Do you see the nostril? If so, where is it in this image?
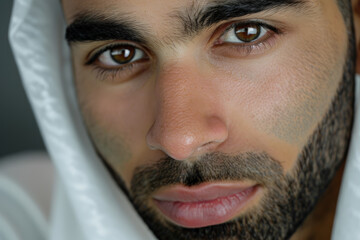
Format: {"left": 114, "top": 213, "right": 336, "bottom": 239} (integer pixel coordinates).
{"left": 148, "top": 144, "right": 157, "bottom": 150}
{"left": 146, "top": 118, "right": 228, "bottom": 160}
{"left": 195, "top": 140, "right": 222, "bottom": 153}
{"left": 146, "top": 131, "right": 199, "bottom": 160}
{"left": 146, "top": 130, "right": 160, "bottom": 151}
{"left": 146, "top": 111, "right": 228, "bottom": 160}
{"left": 200, "top": 141, "right": 216, "bottom": 149}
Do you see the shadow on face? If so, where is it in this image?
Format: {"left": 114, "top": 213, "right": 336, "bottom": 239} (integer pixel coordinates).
{"left": 62, "top": 0, "right": 358, "bottom": 239}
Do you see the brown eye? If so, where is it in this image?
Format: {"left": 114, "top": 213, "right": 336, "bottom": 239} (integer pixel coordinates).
{"left": 235, "top": 24, "right": 261, "bottom": 43}
{"left": 97, "top": 44, "right": 147, "bottom": 67}
{"left": 111, "top": 46, "right": 136, "bottom": 64}
{"left": 219, "top": 22, "right": 268, "bottom": 45}
{"left": 215, "top": 21, "right": 277, "bottom": 57}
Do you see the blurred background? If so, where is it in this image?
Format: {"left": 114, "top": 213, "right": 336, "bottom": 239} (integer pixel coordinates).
{"left": 0, "top": 0, "right": 45, "bottom": 158}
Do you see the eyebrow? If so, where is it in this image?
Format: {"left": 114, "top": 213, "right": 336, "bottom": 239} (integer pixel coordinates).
{"left": 66, "top": 13, "right": 148, "bottom": 44}
{"left": 65, "top": 0, "right": 307, "bottom": 44}
{"left": 179, "top": 0, "right": 306, "bottom": 35}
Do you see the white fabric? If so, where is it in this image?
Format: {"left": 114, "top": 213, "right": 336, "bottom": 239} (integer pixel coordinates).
{"left": 0, "top": 176, "right": 47, "bottom": 240}
{"left": 0, "top": 152, "right": 54, "bottom": 220}
{"left": 8, "top": 0, "right": 155, "bottom": 239}
{"left": 50, "top": 179, "right": 85, "bottom": 240}
{"left": 6, "top": 0, "right": 360, "bottom": 239}
{"left": 332, "top": 75, "right": 360, "bottom": 239}
{"left": 0, "top": 152, "right": 53, "bottom": 240}
{"left": 0, "top": 152, "right": 54, "bottom": 240}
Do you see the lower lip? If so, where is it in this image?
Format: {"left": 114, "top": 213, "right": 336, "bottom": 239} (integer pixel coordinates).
{"left": 153, "top": 185, "right": 258, "bottom": 228}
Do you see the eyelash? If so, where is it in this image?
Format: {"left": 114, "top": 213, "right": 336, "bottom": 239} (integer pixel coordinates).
{"left": 86, "top": 43, "right": 149, "bottom": 82}
{"left": 92, "top": 63, "right": 136, "bottom": 81}
{"left": 87, "top": 20, "right": 282, "bottom": 82}
{"left": 213, "top": 20, "right": 281, "bottom": 57}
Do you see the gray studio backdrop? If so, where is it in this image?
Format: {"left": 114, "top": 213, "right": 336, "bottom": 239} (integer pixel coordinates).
{"left": 0, "top": 0, "right": 45, "bottom": 158}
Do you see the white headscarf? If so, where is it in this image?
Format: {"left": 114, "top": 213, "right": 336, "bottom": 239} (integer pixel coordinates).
{"left": 9, "top": 0, "right": 155, "bottom": 239}
{"left": 8, "top": 0, "right": 360, "bottom": 239}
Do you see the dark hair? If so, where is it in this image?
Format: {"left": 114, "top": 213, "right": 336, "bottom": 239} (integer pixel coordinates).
{"left": 337, "top": 0, "right": 353, "bottom": 26}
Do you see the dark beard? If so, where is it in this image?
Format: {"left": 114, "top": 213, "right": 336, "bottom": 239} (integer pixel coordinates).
{"left": 103, "top": 24, "right": 356, "bottom": 240}
{"left": 104, "top": 70, "right": 354, "bottom": 240}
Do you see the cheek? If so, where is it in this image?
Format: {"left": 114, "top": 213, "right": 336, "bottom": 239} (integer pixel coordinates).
{"left": 270, "top": 25, "right": 346, "bottom": 145}
{"left": 209, "top": 14, "right": 347, "bottom": 172}
{"left": 74, "top": 71, "right": 159, "bottom": 184}
{"left": 220, "top": 23, "right": 346, "bottom": 150}
{"left": 266, "top": 40, "right": 344, "bottom": 145}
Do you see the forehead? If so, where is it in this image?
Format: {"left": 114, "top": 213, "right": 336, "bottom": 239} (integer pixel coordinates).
{"left": 62, "top": 0, "right": 320, "bottom": 28}
{"left": 62, "top": 0, "right": 329, "bottom": 21}
{"left": 63, "top": 0, "right": 183, "bottom": 21}
{"left": 63, "top": 0, "right": 328, "bottom": 48}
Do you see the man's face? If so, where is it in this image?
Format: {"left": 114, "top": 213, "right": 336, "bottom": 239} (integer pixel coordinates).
{"left": 63, "top": 0, "right": 355, "bottom": 239}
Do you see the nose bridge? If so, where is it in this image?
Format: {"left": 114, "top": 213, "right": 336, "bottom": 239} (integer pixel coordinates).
{"left": 158, "top": 62, "right": 202, "bottom": 120}
{"left": 146, "top": 61, "right": 228, "bottom": 160}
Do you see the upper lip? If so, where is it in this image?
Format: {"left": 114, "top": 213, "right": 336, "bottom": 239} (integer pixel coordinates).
{"left": 152, "top": 182, "right": 257, "bottom": 203}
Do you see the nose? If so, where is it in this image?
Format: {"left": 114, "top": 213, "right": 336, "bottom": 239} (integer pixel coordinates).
{"left": 146, "top": 62, "right": 229, "bottom": 160}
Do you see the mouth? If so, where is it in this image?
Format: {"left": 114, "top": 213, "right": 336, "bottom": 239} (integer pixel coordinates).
{"left": 152, "top": 182, "right": 260, "bottom": 228}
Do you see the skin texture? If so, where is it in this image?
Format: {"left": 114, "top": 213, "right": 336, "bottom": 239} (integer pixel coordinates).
{"left": 62, "top": 0, "right": 360, "bottom": 239}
